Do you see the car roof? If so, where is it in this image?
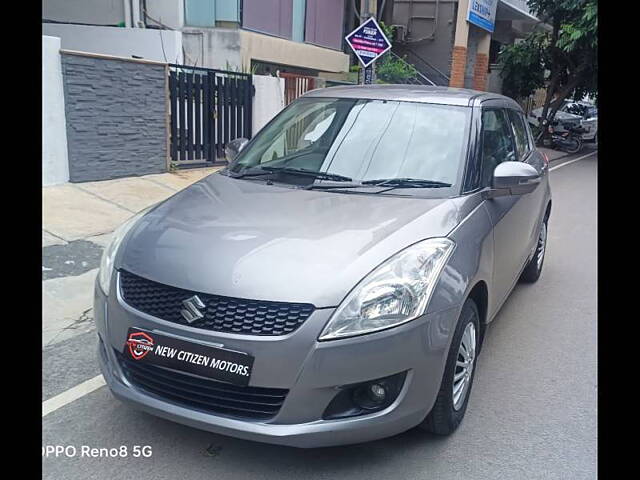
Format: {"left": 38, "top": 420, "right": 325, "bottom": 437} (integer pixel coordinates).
{"left": 302, "top": 84, "right": 522, "bottom": 109}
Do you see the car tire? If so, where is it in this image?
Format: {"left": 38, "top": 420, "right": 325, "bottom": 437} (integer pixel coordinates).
{"left": 419, "top": 298, "right": 480, "bottom": 435}
{"left": 520, "top": 219, "right": 548, "bottom": 283}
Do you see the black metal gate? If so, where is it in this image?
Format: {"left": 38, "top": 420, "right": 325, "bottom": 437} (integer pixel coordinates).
{"left": 168, "top": 64, "right": 253, "bottom": 166}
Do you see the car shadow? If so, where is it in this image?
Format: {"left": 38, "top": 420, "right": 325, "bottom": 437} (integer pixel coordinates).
{"left": 130, "top": 406, "right": 454, "bottom": 473}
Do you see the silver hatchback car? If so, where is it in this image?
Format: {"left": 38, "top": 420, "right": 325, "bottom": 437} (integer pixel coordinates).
{"left": 95, "top": 86, "right": 551, "bottom": 448}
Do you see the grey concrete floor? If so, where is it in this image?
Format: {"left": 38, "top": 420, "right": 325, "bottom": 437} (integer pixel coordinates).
{"left": 42, "top": 167, "right": 219, "bottom": 347}
{"left": 42, "top": 151, "right": 597, "bottom": 479}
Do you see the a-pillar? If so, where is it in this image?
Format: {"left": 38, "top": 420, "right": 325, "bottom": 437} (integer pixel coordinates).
{"left": 473, "top": 32, "right": 491, "bottom": 91}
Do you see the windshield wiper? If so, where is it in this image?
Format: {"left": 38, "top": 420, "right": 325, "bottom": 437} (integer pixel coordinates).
{"left": 361, "top": 177, "right": 452, "bottom": 188}
{"left": 258, "top": 166, "right": 352, "bottom": 182}
{"left": 305, "top": 183, "right": 372, "bottom": 190}
{"left": 227, "top": 168, "right": 274, "bottom": 179}
{"left": 228, "top": 166, "right": 352, "bottom": 182}
{"left": 307, "top": 177, "right": 452, "bottom": 193}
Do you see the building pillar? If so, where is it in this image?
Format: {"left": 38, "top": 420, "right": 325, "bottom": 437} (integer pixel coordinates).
{"left": 450, "top": 0, "right": 470, "bottom": 88}
{"left": 473, "top": 32, "right": 491, "bottom": 91}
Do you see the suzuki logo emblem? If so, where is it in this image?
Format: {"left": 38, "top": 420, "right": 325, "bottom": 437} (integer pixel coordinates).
{"left": 180, "top": 295, "right": 205, "bottom": 323}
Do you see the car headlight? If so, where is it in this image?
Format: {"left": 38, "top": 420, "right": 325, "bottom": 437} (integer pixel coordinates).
{"left": 97, "top": 207, "right": 152, "bottom": 295}
{"left": 319, "top": 238, "right": 455, "bottom": 341}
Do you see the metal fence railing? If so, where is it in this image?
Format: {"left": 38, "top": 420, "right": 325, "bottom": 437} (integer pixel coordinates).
{"left": 279, "top": 72, "right": 317, "bottom": 105}
{"left": 168, "top": 64, "right": 253, "bottom": 166}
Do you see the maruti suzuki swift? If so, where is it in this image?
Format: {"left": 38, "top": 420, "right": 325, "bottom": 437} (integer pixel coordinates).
{"left": 95, "top": 86, "right": 551, "bottom": 447}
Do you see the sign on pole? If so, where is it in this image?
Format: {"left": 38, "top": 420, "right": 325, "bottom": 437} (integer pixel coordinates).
{"left": 345, "top": 16, "right": 392, "bottom": 75}
{"left": 466, "top": 0, "right": 498, "bottom": 33}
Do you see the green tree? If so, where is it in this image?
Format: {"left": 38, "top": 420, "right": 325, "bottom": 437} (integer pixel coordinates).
{"left": 376, "top": 22, "right": 419, "bottom": 84}
{"left": 498, "top": 0, "right": 598, "bottom": 141}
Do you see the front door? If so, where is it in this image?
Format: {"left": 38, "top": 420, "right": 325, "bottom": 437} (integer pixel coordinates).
{"left": 480, "top": 108, "right": 538, "bottom": 313}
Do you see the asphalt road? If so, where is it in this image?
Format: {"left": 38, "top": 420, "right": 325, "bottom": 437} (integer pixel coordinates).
{"left": 42, "top": 151, "right": 597, "bottom": 480}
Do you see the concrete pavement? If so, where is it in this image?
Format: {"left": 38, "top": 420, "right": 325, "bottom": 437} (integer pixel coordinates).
{"left": 537, "top": 146, "right": 570, "bottom": 162}
{"left": 42, "top": 150, "right": 597, "bottom": 479}
{"left": 42, "top": 167, "right": 219, "bottom": 347}
{"left": 43, "top": 167, "right": 219, "bottom": 243}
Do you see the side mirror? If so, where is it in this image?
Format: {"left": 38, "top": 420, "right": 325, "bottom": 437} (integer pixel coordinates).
{"left": 224, "top": 138, "right": 249, "bottom": 163}
{"left": 486, "top": 161, "right": 541, "bottom": 198}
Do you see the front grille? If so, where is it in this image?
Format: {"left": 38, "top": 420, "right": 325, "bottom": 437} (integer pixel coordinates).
{"left": 117, "top": 351, "right": 288, "bottom": 420}
{"left": 119, "top": 270, "right": 315, "bottom": 336}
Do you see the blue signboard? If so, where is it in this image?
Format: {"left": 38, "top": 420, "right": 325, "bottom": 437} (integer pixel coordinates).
{"left": 467, "top": 0, "right": 498, "bottom": 33}
{"left": 345, "top": 17, "right": 392, "bottom": 68}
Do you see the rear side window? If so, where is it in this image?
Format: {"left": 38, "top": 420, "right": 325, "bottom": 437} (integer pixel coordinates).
{"left": 507, "top": 109, "right": 530, "bottom": 159}
{"left": 480, "top": 109, "right": 516, "bottom": 187}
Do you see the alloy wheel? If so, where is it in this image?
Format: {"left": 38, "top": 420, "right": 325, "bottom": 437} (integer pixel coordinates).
{"left": 453, "top": 322, "right": 476, "bottom": 411}
{"left": 536, "top": 222, "right": 547, "bottom": 271}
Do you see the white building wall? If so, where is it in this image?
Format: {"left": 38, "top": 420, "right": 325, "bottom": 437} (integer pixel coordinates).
{"left": 182, "top": 28, "right": 242, "bottom": 70}
{"left": 252, "top": 75, "right": 285, "bottom": 136}
{"left": 42, "top": 36, "right": 69, "bottom": 186}
{"left": 145, "top": 0, "right": 185, "bottom": 30}
{"left": 42, "top": 24, "right": 183, "bottom": 64}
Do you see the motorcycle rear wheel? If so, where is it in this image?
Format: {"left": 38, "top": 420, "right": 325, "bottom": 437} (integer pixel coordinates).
{"left": 561, "top": 136, "right": 582, "bottom": 154}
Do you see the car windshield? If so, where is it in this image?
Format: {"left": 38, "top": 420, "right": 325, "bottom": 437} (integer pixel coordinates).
{"left": 228, "top": 98, "right": 471, "bottom": 195}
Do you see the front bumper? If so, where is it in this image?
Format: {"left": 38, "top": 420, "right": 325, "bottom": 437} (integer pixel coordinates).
{"left": 95, "top": 274, "right": 461, "bottom": 448}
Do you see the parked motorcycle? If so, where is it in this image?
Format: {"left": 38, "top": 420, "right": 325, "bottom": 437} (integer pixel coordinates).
{"left": 544, "top": 120, "right": 585, "bottom": 154}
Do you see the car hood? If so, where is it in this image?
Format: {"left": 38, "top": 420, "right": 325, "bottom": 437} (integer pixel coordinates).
{"left": 118, "top": 173, "right": 466, "bottom": 307}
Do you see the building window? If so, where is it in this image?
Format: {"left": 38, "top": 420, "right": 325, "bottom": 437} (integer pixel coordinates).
{"left": 489, "top": 39, "right": 501, "bottom": 65}
{"left": 243, "top": 0, "right": 293, "bottom": 39}
{"left": 185, "top": 0, "right": 240, "bottom": 27}
{"left": 292, "top": 0, "right": 306, "bottom": 42}
{"left": 242, "top": 0, "right": 345, "bottom": 49}
{"left": 305, "top": 0, "right": 345, "bottom": 50}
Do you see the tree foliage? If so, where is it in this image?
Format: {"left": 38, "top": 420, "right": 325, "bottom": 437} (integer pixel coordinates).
{"left": 499, "top": 32, "right": 548, "bottom": 100}
{"left": 375, "top": 22, "right": 419, "bottom": 84}
{"left": 498, "top": 0, "right": 598, "bottom": 140}
{"left": 349, "top": 22, "right": 418, "bottom": 84}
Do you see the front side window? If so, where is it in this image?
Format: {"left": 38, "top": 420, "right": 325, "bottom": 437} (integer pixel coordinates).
{"left": 230, "top": 98, "right": 472, "bottom": 195}
{"left": 480, "top": 109, "right": 516, "bottom": 186}
{"left": 507, "top": 109, "right": 530, "bottom": 160}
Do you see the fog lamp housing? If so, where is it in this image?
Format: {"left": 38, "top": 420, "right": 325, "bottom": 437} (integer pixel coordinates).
{"left": 322, "top": 371, "right": 407, "bottom": 420}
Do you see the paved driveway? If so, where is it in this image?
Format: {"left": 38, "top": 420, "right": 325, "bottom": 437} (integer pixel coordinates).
{"left": 42, "top": 167, "right": 219, "bottom": 347}
{"left": 42, "top": 151, "right": 597, "bottom": 479}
